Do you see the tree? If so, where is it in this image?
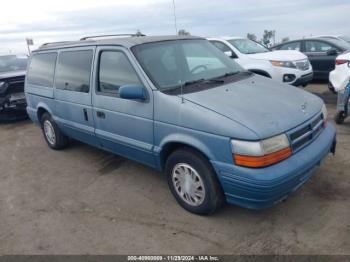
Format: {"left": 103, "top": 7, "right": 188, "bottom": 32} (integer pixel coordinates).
{"left": 281, "top": 37, "right": 290, "bottom": 43}
{"left": 262, "top": 30, "right": 275, "bottom": 46}
{"left": 247, "top": 33, "right": 257, "bottom": 41}
{"left": 178, "top": 29, "right": 191, "bottom": 36}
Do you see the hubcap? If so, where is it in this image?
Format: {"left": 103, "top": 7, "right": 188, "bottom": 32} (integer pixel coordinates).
{"left": 43, "top": 120, "right": 56, "bottom": 145}
{"left": 172, "top": 163, "right": 205, "bottom": 206}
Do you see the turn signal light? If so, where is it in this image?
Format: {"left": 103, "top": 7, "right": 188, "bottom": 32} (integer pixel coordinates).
{"left": 234, "top": 147, "right": 292, "bottom": 168}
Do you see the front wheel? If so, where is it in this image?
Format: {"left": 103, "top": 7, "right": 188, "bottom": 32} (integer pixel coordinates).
{"left": 41, "top": 113, "right": 69, "bottom": 150}
{"left": 165, "top": 148, "right": 224, "bottom": 215}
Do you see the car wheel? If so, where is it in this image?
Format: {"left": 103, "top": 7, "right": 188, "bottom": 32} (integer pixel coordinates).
{"left": 41, "top": 112, "right": 69, "bottom": 149}
{"left": 334, "top": 111, "right": 346, "bottom": 124}
{"left": 165, "top": 148, "right": 224, "bottom": 215}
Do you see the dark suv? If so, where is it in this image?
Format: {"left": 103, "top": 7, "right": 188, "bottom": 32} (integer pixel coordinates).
{"left": 273, "top": 37, "right": 350, "bottom": 80}
{"left": 0, "top": 54, "right": 28, "bottom": 120}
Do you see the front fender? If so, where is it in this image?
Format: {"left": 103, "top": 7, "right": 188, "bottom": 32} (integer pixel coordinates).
{"left": 154, "top": 122, "right": 233, "bottom": 168}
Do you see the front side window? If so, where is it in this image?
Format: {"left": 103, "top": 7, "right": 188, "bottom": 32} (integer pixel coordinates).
{"left": 55, "top": 50, "right": 93, "bottom": 93}
{"left": 305, "top": 41, "right": 333, "bottom": 53}
{"left": 132, "top": 39, "right": 242, "bottom": 91}
{"left": 279, "top": 41, "right": 301, "bottom": 51}
{"left": 0, "top": 55, "right": 28, "bottom": 73}
{"left": 210, "top": 41, "right": 231, "bottom": 53}
{"left": 228, "top": 39, "right": 269, "bottom": 54}
{"left": 27, "top": 53, "right": 56, "bottom": 87}
{"left": 98, "top": 51, "right": 141, "bottom": 95}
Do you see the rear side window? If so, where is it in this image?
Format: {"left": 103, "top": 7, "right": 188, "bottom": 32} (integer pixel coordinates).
{"left": 305, "top": 41, "right": 333, "bottom": 53}
{"left": 27, "top": 53, "right": 57, "bottom": 87}
{"left": 278, "top": 41, "right": 301, "bottom": 51}
{"left": 55, "top": 50, "right": 93, "bottom": 93}
{"left": 98, "top": 51, "right": 141, "bottom": 95}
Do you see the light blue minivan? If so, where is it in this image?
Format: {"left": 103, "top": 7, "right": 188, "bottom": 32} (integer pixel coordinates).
{"left": 25, "top": 35, "right": 336, "bottom": 215}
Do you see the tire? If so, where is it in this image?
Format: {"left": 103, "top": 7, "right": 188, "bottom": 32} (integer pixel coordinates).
{"left": 40, "top": 112, "right": 69, "bottom": 150}
{"left": 165, "top": 148, "right": 224, "bottom": 215}
{"left": 334, "top": 111, "right": 346, "bottom": 124}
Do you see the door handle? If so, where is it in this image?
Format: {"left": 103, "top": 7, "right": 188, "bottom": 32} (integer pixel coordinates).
{"left": 96, "top": 111, "right": 106, "bottom": 119}
{"left": 83, "top": 108, "right": 88, "bottom": 121}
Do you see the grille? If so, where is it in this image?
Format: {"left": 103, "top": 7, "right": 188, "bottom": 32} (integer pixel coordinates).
{"left": 3, "top": 76, "right": 25, "bottom": 95}
{"left": 295, "top": 60, "right": 310, "bottom": 71}
{"left": 289, "top": 114, "right": 324, "bottom": 151}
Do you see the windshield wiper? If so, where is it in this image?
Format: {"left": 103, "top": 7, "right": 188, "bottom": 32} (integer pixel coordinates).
{"left": 210, "top": 71, "right": 240, "bottom": 80}
{"left": 183, "top": 78, "right": 224, "bottom": 86}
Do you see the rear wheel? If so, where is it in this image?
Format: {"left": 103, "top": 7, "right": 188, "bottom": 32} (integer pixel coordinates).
{"left": 165, "top": 148, "right": 224, "bottom": 215}
{"left": 41, "top": 113, "right": 69, "bottom": 149}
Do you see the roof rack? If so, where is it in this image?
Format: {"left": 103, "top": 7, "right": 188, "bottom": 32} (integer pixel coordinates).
{"left": 40, "top": 41, "right": 78, "bottom": 47}
{"left": 80, "top": 33, "right": 145, "bottom": 41}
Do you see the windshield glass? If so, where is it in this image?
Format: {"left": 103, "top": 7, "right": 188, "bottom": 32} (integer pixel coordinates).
{"left": 0, "top": 55, "right": 28, "bottom": 73}
{"left": 339, "top": 35, "right": 350, "bottom": 44}
{"left": 228, "top": 38, "right": 270, "bottom": 54}
{"left": 326, "top": 38, "right": 350, "bottom": 51}
{"left": 132, "top": 39, "right": 242, "bottom": 91}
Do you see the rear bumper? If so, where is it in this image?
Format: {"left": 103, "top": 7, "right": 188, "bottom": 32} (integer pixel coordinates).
{"left": 292, "top": 73, "right": 314, "bottom": 86}
{"left": 211, "top": 123, "right": 336, "bottom": 209}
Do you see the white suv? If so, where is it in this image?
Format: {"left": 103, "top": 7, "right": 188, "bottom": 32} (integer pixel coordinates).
{"left": 208, "top": 37, "right": 313, "bottom": 86}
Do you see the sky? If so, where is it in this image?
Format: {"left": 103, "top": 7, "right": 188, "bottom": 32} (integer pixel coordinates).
{"left": 1, "top": 0, "right": 349, "bottom": 53}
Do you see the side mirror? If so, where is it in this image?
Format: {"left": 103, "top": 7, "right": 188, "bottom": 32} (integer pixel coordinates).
{"left": 224, "top": 51, "right": 237, "bottom": 58}
{"left": 119, "top": 85, "right": 146, "bottom": 100}
{"left": 326, "top": 49, "right": 338, "bottom": 56}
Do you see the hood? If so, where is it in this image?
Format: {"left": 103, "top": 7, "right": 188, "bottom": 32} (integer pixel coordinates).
{"left": 0, "top": 70, "right": 26, "bottom": 80}
{"left": 183, "top": 74, "right": 323, "bottom": 139}
{"left": 247, "top": 50, "right": 307, "bottom": 61}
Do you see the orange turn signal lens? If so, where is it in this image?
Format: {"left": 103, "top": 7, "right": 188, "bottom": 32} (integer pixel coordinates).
{"left": 234, "top": 147, "right": 292, "bottom": 168}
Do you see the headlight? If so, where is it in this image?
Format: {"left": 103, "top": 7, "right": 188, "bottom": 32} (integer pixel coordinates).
{"left": 231, "top": 134, "right": 292, "bottom": 168}
{"left": 270, "top": 60, "right": 296, "bottom": 69}
{"left": 0, "top": 81, "right": 9, "bottom": 94}
{"left": 322, "top": 104, "right": 328, "bottom": 121}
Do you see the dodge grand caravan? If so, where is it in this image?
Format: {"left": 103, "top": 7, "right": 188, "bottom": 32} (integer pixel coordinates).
{"left": 25, "top": 35, "right": 336, "bottom": 215}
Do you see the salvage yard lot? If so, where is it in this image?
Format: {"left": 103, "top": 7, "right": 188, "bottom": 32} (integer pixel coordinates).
{"left": 0, "top": 83, "right": 349, "bottom": 255}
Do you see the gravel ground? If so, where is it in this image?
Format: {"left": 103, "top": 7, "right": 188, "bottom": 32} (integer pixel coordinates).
{"left": 0, "top": 83, "right": 349, "bottom": 255}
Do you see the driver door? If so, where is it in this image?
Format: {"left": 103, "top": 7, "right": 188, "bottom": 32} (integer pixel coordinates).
{"left": 92, "top": 46, "right": 156, "bottom": 168}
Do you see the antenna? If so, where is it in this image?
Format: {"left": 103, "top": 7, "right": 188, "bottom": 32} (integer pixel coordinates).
{"left": 171, "top": 0, "right": 183, "bottom": 103}
{"left": 172, "top": 0, "right": 178, "bottom": 35}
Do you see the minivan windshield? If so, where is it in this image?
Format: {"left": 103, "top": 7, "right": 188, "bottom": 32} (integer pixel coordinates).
{"left": 132, "top": 39, "right": 242, "bottom": 91}
{"left": 228, "top": 38, "right": 270, "bottom": 54}
{"left": 0, "top": 55, "right": 28, "bottom": 73}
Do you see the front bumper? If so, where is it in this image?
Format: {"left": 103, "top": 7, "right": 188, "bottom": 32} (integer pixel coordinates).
{"left": 211, "top": 123, "right": 336, "bottom": 210}
{"left": 269, "top": 65, "right": 313, "bottom": 86}
{"left": 0, "top": 94, "right": 28, "bottom": 121}
{"left": 292, "top": 72, "right": 314, "bottom": 87}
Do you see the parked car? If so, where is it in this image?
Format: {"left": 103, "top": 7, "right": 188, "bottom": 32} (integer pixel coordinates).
{"left": 312, "top": 35, "right": 350, "bottom": 44}
{"left": 328, "top": 51, "right": 350, "bottom": 93}
{"left": 273, "top": 37, "right": 350, "bottom": 80}
{"left": 25, "top": 35, "right": 336, "bottom": 215}
{"left": 0, "top": 54, "right": 28, "bottom": 121}
{"left": 208, "top": 37, "right": 313, "bottom": 86}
